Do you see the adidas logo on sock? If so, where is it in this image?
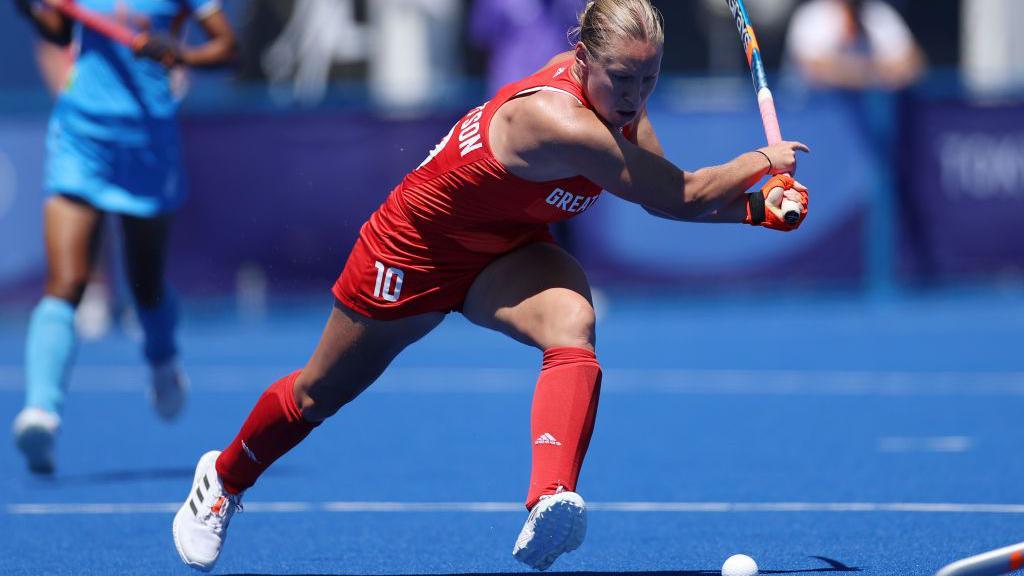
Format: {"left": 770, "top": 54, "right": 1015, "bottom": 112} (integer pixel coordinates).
{"left": 534, "top": 433, "right": 561, "bottom": 446}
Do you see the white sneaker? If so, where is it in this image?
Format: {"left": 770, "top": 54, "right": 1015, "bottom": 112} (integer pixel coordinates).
{"left": 172, "top": 451, "right": 242, "bottom": 572}
{"left": 151, "top": 360, "right": 188, "bottom": 421}
{"left": 513, "top": 491, "right": 587, "bottom": 571}
{"left": 12, "top": 407, "right": 61, "bottom": 475}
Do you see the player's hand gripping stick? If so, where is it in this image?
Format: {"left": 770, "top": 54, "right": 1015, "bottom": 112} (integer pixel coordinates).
{"left": 745, "top": 174, "right": 808, "bottom": 232}
{"left": 725, "top": 0, "right": 803, "bottom": 225}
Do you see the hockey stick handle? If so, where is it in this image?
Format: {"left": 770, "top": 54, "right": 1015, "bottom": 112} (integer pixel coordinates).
{"left": 757, "top": 87, "right": 783, "bottom": 145}
{"left": 51, "top": 0, "right": 142, "bottom": 49}
{"left": 757, "top": 87, "right": 801, "bottom": 224}
{"left": 726, "top": 0, "right": 800, "bottom": 224}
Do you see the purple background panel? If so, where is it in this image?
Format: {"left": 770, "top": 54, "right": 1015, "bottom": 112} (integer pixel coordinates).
{"left": 172, "top": 112, "right": 459, "bottom": 294}
{"left": 902, "top": 101, "right": 1024, "bottom": 281}
{"left": 4, "top": 94, "right": 1024, "bottom": 301}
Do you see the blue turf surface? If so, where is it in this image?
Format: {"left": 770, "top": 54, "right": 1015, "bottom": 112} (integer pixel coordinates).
{"left": 2, "top": 291, "right": 1023, "bottom": 575}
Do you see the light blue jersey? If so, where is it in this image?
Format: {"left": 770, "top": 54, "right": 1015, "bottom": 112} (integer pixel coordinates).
{"left": 45, "top": 0, "right": 219, "bottom": 216}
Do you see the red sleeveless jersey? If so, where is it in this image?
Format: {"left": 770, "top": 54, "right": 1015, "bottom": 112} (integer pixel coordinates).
{"left": 334, "top": 57, "right": 610, "bottom": 319}
{"left": 367, "top": 56, "right": 603, "bottom": 256}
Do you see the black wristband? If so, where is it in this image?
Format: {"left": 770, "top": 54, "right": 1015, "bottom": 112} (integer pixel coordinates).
{"left": 747, "top": 191, "right": 766, "bottom": 225}
{"left": 754, "top": 150, "right": 772, "bottom": 173}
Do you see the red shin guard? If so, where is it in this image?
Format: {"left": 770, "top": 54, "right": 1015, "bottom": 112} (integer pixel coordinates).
{"left": 525, "top": 347, "right": 602, "bottom": 510}
{"left": 216, "top": 370, "right": 319, "bottom": 494}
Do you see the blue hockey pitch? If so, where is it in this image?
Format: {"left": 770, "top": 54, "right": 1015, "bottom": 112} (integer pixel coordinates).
{"left": 2, "top": 290, "right": 1022, "bottom": 575}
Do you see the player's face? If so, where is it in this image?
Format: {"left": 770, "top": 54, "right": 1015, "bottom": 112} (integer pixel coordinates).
{"left": 577, "top": 38, "right": 663, "bottom": 128}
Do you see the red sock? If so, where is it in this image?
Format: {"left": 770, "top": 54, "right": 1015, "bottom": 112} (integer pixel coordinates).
{"left": 526, "top": 347, "right": 602, "bottom": 510}
{"left": 216, "top": 370, "right": 319, "bottom": 494}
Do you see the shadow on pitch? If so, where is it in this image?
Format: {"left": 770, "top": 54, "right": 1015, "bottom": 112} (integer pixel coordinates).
{"left": 26, "top": 466, "right": 196, "bottom": 486}
{"left": 223, "top": 557, "right": 862, "bottom": 576}
{"left": 38, "top": 465, "right": 299, "bottom": 486}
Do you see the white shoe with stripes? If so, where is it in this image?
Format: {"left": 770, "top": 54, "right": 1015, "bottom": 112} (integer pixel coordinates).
{"left": 512, "top": 490, "right": 587, "bottom": 571}
{"left": 173, "top": 451, "right": 242, "bottom": 572}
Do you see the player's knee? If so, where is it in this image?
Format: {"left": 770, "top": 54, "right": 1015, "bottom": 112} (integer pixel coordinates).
{"left": 293, "top": 370, "right": 365, "bottom": 422}
{"left": 45, "top": 274, "right": 89, "bottom": 306}
{"left": 543, "top": 295, "right": 595, "bottom": 350}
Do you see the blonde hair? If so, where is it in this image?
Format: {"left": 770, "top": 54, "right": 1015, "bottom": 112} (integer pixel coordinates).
{"left": 571, "top": 0, "right": 665, "bottom": 62}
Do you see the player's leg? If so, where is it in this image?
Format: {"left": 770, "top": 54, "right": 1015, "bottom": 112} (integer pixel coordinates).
{"left": 463, "top": 241, "right": 600, "bottom": 570}
{"left": 173, "top": 301, "right": 442, "bottom": 571}
{"left": 464, "top": 241, "right": 599, "bottom": 502}
{"left": 216, "top": 300, "right": 444, "bottom": 492}
{"left": 119, "top": 212, "right": 186, "bottom": 420}
{"left": 14, "top": 195, "right": 104, "bottom": 474}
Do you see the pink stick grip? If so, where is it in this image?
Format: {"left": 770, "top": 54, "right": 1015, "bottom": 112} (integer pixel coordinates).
{"left": 757, "top": 88, "right": 801, "bottom": 223}
{"left": 757, "top": 89, "right": 782, "bottom": 145}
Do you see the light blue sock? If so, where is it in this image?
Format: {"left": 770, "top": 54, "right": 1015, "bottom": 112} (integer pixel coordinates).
{"left": 25, "top": 296, "right": 77, "bottom": 415}
{"left": 137, "top": 287, "right": 179, "bottom": 366}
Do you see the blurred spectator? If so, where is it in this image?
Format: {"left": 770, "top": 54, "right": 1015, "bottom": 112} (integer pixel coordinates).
{"left": 237, "top": 0, "right": 296, "bottom": 82}
{"left": 368, "top": 0, "right": 461, "bottom": 113}
{"left": 786, "top": 0, "right": 924, "bottom": 91}
{"left": 262, "top": 0, "right": 368, "bottom": 105}
{"left": 785, "top": 0, "right": 927, "bottom": 294}
{"left": 235, "top": 0, "right": 463, "bottom": 112}
{"left": 469, "top": 0, "right": 584, "bottom": 97}
{"left": 962, "top": 0, "right": 1024, "bottom": 97}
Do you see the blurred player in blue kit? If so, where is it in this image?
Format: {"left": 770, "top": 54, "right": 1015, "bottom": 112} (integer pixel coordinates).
{"left": 12, "top": 0, "right": 237, "bottom": 474}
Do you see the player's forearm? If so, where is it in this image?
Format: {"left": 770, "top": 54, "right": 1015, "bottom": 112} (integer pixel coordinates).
{"left": 181, "top": 36, "right": 236, "bottom": 68}
{"left": 642, "top": 192, "right": 747, "bottom": 223}
{"left": 673, "top": 151, "right": 770, "bottom": 221}
{"left": 690, "top": 194, "right": 748, "bottom": 223}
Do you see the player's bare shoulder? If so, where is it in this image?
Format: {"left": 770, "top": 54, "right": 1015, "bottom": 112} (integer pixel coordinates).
{"left": 491, "top": 89, "right": 603, "bottom": 181}
{"left": 509, "top": 90, "right": 591, "bottom": 145}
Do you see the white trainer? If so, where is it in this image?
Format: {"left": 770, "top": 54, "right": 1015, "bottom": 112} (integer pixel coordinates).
{"left": 513, "top": 491, "right": 587, "bottom": 571}
{"left": 12, "top": 407, "right": 61, "bottom": 475}
{"left": 151, "top": 360, "right": 188, "bottom": 421}
{"left": 173, "top": 451, "right": 242, "bottom": 572}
